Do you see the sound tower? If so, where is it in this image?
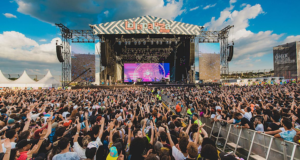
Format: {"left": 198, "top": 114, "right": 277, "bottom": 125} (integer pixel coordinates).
{"left": 227, "top": 46, "right": 234, "bottom": 61}
{"left": 189, "top": 41, "right": 195, "bottom": 66}
{"left": 101, "top": 42, "right": 108, "bottom": 66}
{"left": 56, "top": 45, "right": 64, "bottom": 62}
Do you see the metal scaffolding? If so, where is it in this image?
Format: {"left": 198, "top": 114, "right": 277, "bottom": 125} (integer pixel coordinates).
{"left": 55, "top": 23, "right": 96, "bottom": 88}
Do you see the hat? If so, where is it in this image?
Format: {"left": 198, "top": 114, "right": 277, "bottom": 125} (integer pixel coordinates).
{"left": 106, "top": 146, "right": 118, "bottom": 160}
{"left": 34, "top": 129, "right": 43, "bottom": 139}
{"left": 63, "top": 120, "right": 72, "bottom": 127}
{"left": 16, "top": 139, "right": 33, "bottom": 149}
{"left": 85, "top": 141, "right": 98, "bottom": 159}
{"left": 191, "top": 108, "right": 195, "bottom": 112}
{"left": 52, "top": 122, "right": 58, "bottom": 129}
{"left": 8, "top": 119, "right": 15, "bottom": 124}
{"left": 73, "top": 105, "right": 78, "bottom": 110}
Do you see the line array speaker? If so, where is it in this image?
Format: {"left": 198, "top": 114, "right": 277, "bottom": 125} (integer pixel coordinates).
{"left": 56, "top": 45, "right": 64, "bottom": 62}
{"left": 101, "top": 42, "right": 108, "bottom": 66}
{"left": 227, "top": 46, "right": 234, "bottom": 61}
{"left": 189, "top": 42, "right": 195, "bottom": 65}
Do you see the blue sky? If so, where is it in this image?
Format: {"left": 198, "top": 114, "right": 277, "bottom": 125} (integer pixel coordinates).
{"left": 0, "top": 0, "right": 300, "bottom": 76}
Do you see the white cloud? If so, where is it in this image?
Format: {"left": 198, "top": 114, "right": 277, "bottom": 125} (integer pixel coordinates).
{"left": 190, "top": 6, "right": 199, "bottom": 11}
{"left": 255, "top": 59, "right": 261, "bottom": 62}
{"left": 16, "top": 0, "right": 184, "bottom": 29}
{"left": 104, "top": 10, "right": 109, "bottom": 17}
{"left": 240, "top": 3, "right": 247, "bottom": 7}
{"left": 3, "top": 13, "right": 17, "bottom": 18}
{"left": 0, "top": 31, "right": 61, "bottom": 63}
{"left": 203, "top": 4, "right": 216, "bottom": 10}
{"left": 283, "top": 35, "right": 300, "bottom": 44}
{"left": 203, "top": 3, "right": 291, "bottom": 71}
{"left": 230, "top": 0, "right": 237, "bottom": 4}
{"left": 39, "top": 39, "right": 47, "bottom": 42}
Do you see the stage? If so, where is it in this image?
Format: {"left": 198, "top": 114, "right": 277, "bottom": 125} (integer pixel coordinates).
{"left": 71, "top": 83, "right": 219, "bottom": 89}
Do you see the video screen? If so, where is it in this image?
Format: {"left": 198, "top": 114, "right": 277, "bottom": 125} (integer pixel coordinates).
{"left": 71, "top": 43, "right": 96, "bottom": 82}
{"left": 124, "top": 63, "right": 170, "bottom": 82}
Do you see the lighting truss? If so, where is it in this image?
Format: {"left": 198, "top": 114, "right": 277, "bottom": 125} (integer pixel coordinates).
{"left": 115, "top": 37, "right": 180, "bottom": 45}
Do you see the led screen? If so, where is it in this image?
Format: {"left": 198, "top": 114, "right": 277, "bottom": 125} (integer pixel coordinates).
{"left": 124, "top": 63, "right": 170, "bottom": 82}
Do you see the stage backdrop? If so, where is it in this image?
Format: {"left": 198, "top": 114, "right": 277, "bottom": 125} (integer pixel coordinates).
{"left": 195, "top": 43, "right": 220, "bottom": 81}
{"left": 71, "top": 43, "right": 95, "bottom": 82}
{"left": 124, "top": 63, "right": 170, "bottom": 82}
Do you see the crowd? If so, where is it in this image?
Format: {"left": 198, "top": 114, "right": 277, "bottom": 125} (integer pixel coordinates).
{"left": 0, "top": 83, "right": 299, "bottom": 160}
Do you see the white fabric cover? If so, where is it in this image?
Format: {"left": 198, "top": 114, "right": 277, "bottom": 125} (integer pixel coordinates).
{"left": 0, "top": 70, "right": 61, "bottom": 88}
{"left": 37, "top": 71, "right": 60, "bottom": 87}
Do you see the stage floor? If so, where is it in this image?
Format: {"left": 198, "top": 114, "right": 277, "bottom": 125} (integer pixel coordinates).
{"left": 71, "top": 83, "right": 219, "bottom": 89}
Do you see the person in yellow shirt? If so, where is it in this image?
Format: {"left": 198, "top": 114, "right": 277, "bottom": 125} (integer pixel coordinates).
{"left": 193, "top": 114, "right": 202, "bottom": 126}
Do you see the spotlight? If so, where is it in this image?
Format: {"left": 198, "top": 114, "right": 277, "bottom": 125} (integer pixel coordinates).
{"left": 118, "top": 41, "right": 121, "bottom": 45}
{"left": 138, "top": 41, "right": 141, "bottom": 45}
{"left": 143, "top": 41, "right": 146, "bottom": 45}
{"left": 175, "top": 41, "right": 178, "bottom": 45}
{"left": 134, "top": 41, "right": 137, "bottom": 45}
{"left": 151, "top": 40, "right": 154, "bottom": 45}
{"left": 125, "top": 41, "right": 128, "bottom": 45}
{"left": 159, "top": 41, "right": 163, "bottom": 45}
{"left": 166, "top": 41, "right": 169, "bottom": 45}
{"left": 128, "top": 41, "right": 131, "bottom": 45}
{"left": 156, "top": 40, "right": 159, "bottom": 44}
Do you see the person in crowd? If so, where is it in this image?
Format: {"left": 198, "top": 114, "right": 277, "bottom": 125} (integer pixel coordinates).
{"left": 0, "top": 83, "right": 298, "bottom": 160}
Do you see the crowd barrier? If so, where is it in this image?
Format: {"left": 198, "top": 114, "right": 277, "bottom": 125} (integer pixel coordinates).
{"left": 200, "top": 117, "right": 300, "bottom": 160}
{"left": 160, "top": 95, "right": 300, "bottom": 160}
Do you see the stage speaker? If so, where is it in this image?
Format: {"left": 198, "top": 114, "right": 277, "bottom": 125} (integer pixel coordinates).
{"left": 189, "top": 42, "right": 195, "bottom": 65}
{"left": 227, "top": 46, "right": 234, "bottom": 61}
{"left": 56, "top": 45, "right": 64, "bottom": 62}
{"left": 101, "top": 42, "right": 108, "bottom": 66}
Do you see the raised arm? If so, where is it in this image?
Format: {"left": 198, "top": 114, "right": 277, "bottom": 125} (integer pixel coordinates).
{"left": 84, "top": 112, "right": 90, "bottom": 132}
{"left": 164, "top": 124, "right": 174, "bottom": 147}
{"left": 99, "top": 117, "right": 105, "bottom": 139}
{"left": 185, "top": 120, "right": 192, "bottom": 135}
{"left": 127, "top": 122, "right": 132, "bottom": 145}
{"left": 73, "top": 117, "right": 81, "bottom": 143}
{"left": 150, "top": 121, "right": 154, "bottom": 145}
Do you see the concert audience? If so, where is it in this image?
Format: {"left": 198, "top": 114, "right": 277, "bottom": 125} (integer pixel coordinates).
{"left": 0, "top": 83, "right": 298, "bottom": 160}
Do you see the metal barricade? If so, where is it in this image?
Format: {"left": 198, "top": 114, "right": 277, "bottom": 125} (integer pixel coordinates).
{"left": 199, "top": 117, "right": 299, "bottom": 160}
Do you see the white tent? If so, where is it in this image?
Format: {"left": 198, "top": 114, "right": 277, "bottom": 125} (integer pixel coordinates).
{"left": 37, "top": 71, "right": 60, "bottom": 87}
{"left": 0, "top": 70, "right": 12, "bottom": 83}
{"left": 0, "top": 70, "right": 61, "bottom": 89}
{"left": 0, "top": 70, "right": 13, "bottom": 87}
{"left": 9, "top": 71, "right": 38, "bottom": 88}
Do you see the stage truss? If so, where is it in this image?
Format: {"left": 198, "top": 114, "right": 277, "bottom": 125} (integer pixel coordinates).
{"left": 56, "top": 23, "right": 233, "bottom": 86}
{"left": 197, "top": 25, "right": 234, "bottom": 74}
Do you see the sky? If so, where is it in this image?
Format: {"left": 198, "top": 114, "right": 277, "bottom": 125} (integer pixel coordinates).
{"left": 1, "top": 0, "right": 300, "bottom": 76}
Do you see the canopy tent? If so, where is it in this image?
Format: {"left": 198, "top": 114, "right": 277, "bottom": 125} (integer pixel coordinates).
{"left": 37, "top": 71, "right": 60, "bottom": 88}
{"left": 0, "top": 70, "right": 61, "bottom": 88}
{"left": 0, "top": 70, "right": 12, "bottom": 83}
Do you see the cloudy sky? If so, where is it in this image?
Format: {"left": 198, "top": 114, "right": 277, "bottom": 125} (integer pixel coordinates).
{"left": 0, "top": 0, "right": 300, "bottom": 76}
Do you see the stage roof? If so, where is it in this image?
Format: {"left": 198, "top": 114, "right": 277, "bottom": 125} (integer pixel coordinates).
{"left": 90, "top": 15, "right": 203, "bottom": 35}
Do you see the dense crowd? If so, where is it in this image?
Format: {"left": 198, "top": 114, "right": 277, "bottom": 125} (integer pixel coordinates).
{"left": 0, "top": 84, "right": 299, "bottom": 160}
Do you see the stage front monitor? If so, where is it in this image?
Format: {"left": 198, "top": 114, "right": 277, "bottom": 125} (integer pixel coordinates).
{"left": 124, "top": 63, "right": 170, "bottom": 82}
